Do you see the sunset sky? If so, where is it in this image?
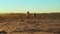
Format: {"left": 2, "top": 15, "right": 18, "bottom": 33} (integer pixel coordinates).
{"left": 0, "top": 0, "right": 60, "bottom": 13}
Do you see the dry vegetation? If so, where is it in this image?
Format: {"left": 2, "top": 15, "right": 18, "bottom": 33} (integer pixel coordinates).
{"left": 0, "top": 13, "right": 60, "bottom": 34}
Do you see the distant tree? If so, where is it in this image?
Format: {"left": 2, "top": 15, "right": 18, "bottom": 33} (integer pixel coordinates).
{"left": 33, "top": 13, "right": 36, "bottom": 18}
{"left": 26, "top": 11, "right": 30, "bottom": 19}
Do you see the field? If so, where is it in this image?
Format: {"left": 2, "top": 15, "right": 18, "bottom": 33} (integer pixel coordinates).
{"left": 0, "top": 13, "right": 60, "bottom": 34}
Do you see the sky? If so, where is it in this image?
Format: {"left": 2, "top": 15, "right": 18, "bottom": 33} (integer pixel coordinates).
{"left": 0, "top": 0, "right": 60, "bottom": 13}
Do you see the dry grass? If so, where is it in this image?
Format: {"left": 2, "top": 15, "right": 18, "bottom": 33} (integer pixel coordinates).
{"left": 0, "top": 13, "right": 60, "bottom": 34}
